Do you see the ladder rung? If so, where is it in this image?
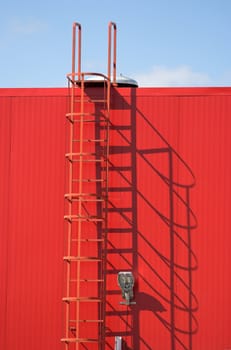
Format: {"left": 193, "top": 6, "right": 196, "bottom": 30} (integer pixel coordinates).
{"left": 71, "top": 120, "right": 107, "bottom": 124}
{"left": 71, "top": 238, "right": 104, "bottom": 242}
{"left": 65, "top": 192, "right": 105, "bottom": 200}
{"left": 74, "top": 98, "right": 107, "bottom": 103}
{"left": 64, "top": 215, "right": 104, "bottom": 222}
{"left": 73, "top": 119, "right": 107, "bottom": 123}
{"left": 65, "top": 192, "right": 104, "bottom": 197}
{"left": 66, "top": 112, "right": 95, "bottom": 117}
{"left": 66, "top": 157, "right": 106, "bottom": 163}
{"left": 70, "top": 319, "right": 104, "bottom": 323}
{"left": 65, "top": 152, "right": 106, "bottom": 158}
{"left": 61, "top": 338, "right": 100, "bottom": 343}
{"left": 91, "top": 99, "right": 107, "bottom": 103}
{"left": 70, "top": 279, "right": 104, "bottom": 282}
{"left": 66, "top": 152, "right": 105, "bottom": 157}
{"left": 62, "top": 297, "right": 102, "bottom": 302}
{"left": 81, "top": 279, "right": 104, "bottom": 282}
{"left": 63, "top": 256, "right": 102, "bottom": 262}
{"left": 66, "top": 113, "right": 107, "bottom": 120}
{"left": 73, "top": 139, "right": 107, "bottom": 143}
{"left": 65, "top": 193, "right": 104, "bottom": 202}
{"left": 72, "top": 178, "right": 105, "bottom": 184}
{"left": 66, "top": 118, "right": 108, "bottom": 125}
{"left": 72, "top": 178, "right": 105, "bottom": 183}
{"left": 73, "top": 159, "right": 106, "bottom": 163}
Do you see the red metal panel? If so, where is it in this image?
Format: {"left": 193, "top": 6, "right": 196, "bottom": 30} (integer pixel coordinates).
{"left": 107, "top": 91, "right": 194, "bottom": 350}
{"left": 106, "top": 88, "right": 231, "bottom": 350}
{"left": 1, "top": 87, "right": 231, "bottom": 350}
{"left": 0, "top": 92, "right": 67, "bottom": 350}
{"left": 0, "top": 97, "right": 12, "bottom": 350}
{"left": 178, "top": 95, "right": 231, "bottom": 350}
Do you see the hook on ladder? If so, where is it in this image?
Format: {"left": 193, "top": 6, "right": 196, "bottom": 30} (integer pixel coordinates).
{"left": 71, "top": 21, "right": 117, "bottom": 85}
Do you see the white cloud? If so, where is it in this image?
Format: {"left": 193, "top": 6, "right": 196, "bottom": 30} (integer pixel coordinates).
{"left": 9, "top": 17, "right": 47, "bottom": 35}
{"left": 134, "top": 65, "right": 211, "bottom": 87}
{"left": 220, "top": 70, "right": 231, "bottom": 85}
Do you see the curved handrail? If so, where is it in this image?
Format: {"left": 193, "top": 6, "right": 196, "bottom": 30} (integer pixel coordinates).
{"left": 108, "top": 22, "right": 117, "bottom": 84}
{"left": 66, "top": 72, "right": 110, "bottom": 85}
{"left": 72, "top": 22, "right": 81, "bottom": 81}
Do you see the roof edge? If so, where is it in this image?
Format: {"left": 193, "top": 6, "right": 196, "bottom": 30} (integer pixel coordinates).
{"left": 1, "top": 86, "right": 231, "bottom": 97}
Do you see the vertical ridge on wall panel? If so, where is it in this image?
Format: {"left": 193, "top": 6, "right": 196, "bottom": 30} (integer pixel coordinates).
{"left": 0, "top": 97, "right": 12, "bottom": 350}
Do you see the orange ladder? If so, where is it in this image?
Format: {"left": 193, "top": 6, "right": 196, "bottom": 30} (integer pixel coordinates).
{"left": 62, "top": 22, "right": 116, "bottom": 350}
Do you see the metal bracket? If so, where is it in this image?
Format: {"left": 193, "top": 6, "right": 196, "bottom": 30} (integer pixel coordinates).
{"left": 117, "top": 271, "right": 136, "bottom": 305}
{"left": 114, "top": 336, "right": 122, "bottom": 350}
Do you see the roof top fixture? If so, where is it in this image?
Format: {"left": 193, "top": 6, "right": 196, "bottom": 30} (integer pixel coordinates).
{"left": 115, "top": 74, "right": 138, "bottom": 87}
{"left": 117, "top": 271, "right": 136, "bottom": 305}
{"left": 84, "top": 73, "right": 138, "bottom": 87}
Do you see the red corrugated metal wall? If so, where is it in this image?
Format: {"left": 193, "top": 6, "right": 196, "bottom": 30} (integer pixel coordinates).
{"left": 0, "top": 87, "right": 231, "bottom": 350}
{"left": 0, "top": 90, "right": 66, "bottom": 350}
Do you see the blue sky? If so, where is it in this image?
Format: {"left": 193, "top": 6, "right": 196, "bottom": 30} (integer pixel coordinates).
{"left": 0, "top": 0, "right": 231, "bottom": 87}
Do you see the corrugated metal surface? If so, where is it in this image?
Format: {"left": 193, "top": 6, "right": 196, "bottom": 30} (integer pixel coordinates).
{"left": 0, "top": 96, "right": 12, "bottom": 350}
{"left": 0, "top": 90, "right": 67, "bottom": 350}
{"left": 0, "top": 87, "right": 231, "bottom": 350}
{"left": 178, "top": 94, "right": 231, "bottom": 350}
{"left": 107, "top": 91, "right": 194, "bottom": 350}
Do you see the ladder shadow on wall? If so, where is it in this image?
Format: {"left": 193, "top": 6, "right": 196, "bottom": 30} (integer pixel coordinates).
{"left": 104, "top": 88, "right": 199, "bottom": 350}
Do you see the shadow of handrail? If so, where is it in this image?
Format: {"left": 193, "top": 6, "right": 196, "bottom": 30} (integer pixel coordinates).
{"left": 96, "top": 87, "right": 199, "bottom": 350}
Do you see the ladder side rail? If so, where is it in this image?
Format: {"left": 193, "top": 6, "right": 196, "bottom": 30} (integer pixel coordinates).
{"left": 75, "top": 74, "right": 85, "bottom": 349}
{"left": 72, "top": 22, "right": 81, "bottom": 81}
{"left": 65, "top": 73, "right": 76, "bottom": 350}
{"left": 102, "top": 77, "right": 111, "bottom": 350}
{"left": 108, "top": 22, "right": 117, "bottom": 84}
